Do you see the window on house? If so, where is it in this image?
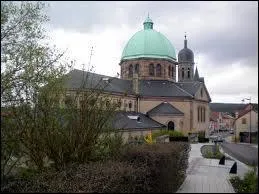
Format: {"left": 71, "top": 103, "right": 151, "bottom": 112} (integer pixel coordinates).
{"left": 182, "top": 68, "right": 184, "bottom": 79}
{"left": 124, "top": 100, "right": 127, "bottom": 109}
{"left": 117, "top": 100, "right": 122, "bottom": 108}
{"left": 156, "top": 64, "right": 161, "bottom": 77}
{"left": 129, "top": 101, "right": 132, "bottom": 109}
{"left": 128, "top": 64, "right": 133, "bottom": 78}
{"left": 135, "top": 64, "right": 139, "bottom": 74}
{"left": 242, "top": 118, "right": 246, "bottom": 124}
{"left": 187, "top": 68, "right": 190, "bottom": 78}
{"left": 149, "top": 64, "right": 154, "bottom": 76}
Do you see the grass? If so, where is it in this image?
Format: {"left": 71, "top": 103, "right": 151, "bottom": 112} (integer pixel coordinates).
{"left": 230, "top": 168, "right": 258, "bottom": 193}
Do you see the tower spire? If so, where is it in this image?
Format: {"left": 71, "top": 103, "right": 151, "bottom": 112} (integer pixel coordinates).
{"left": 184, "top": 32, "right": 187, "bottom": 48}
{"left": 194, "top": 66, "right": 200, "bottom": 81}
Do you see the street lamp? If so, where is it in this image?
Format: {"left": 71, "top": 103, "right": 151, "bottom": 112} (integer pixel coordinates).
{"left": 242, "top": 97, "right": 252, "bottom": 144}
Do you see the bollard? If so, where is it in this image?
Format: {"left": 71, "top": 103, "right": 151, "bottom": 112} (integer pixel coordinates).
{"left": 219, "top": 156, "right": 225, "bottom": 165}
{"left": 229, "top": 162, "right": 237, "bottom": 174}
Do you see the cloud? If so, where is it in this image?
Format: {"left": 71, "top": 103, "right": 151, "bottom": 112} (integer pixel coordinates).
{"left": 45, "top": 1, "right": 258, "bottom": 104}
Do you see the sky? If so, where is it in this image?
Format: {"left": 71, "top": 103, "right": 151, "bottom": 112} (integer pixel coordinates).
{"left": 45, "top": 1, "right": 258, "bottom": 104}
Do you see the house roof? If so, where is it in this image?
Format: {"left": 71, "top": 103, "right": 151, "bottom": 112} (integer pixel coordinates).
{"left": 147, "top": 102, "right": 184, "bottom": 116}
{"left": 209, "top": 103, "right": 246, "bottom": 113}
{"left": 112, "top": 111, "right": 165, "bottom": 130}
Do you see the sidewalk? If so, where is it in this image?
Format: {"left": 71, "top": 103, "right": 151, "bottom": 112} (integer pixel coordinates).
{"left": 177, "top": 143, "right": 236, "bottom": 193}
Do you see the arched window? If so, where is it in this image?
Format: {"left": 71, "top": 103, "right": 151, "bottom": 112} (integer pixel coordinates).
{"left": 198, "top": 107, "right": 200, "bottom": 122}
{"left": 172, "top": 66, "right": 174, "bottom": 78}
{"left": 201, "top": 107, "right": 203, "bottom": 122}
{"left": 135, "top": 64, "right": 139, "bottom": 74}
{"left": 149, "top": 64, "right": 154, "bottom": 76}
{"left": 156, "top": 64, "right": 161, "bottom": 77}
{"left": 168, "top": 66, "right": 171, "bottom": 76}
{"left": 128, "top": 64, "right": 133, "bottom": 78}
{"left": 203, "top": 107, "right": 206, "bottom": 122}
{"left": 187, "top": 68, "right": 190, "bottom": 78}
{"left": 182, "top": 68, "right": 184, "bottom": 79}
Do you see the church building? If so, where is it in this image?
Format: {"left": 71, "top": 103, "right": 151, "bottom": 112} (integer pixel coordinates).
{"left": 65, "top": 16, "right": 211, "bottom": 138}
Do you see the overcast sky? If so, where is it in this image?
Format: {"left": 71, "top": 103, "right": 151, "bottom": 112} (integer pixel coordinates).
{"left": 45, "top": 1, "right": 258, "bottom": 103}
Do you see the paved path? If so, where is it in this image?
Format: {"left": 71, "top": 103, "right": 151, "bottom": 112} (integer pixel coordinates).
{"left": 221, "top": 142, "right": 258, "bottom": 166}
{"left": 177, "top": 143, "right": 236, "bottom": 193}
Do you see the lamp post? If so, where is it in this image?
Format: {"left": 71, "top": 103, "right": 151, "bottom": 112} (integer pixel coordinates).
{"left": 235, "top": 112, "right": 239, "bottom": 143}
{"left": 242, "top": 97, "right": 252, "bottom": 144}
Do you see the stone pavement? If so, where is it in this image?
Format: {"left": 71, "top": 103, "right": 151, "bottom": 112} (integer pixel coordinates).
{"left": 177, "top": 143, "right": 245, "bottom": 193}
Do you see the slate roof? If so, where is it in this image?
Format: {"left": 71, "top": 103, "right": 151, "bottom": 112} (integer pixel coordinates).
{"left": 209, "top": 103, "right": 246, "bottom": 113}
{"left": 147, "top": 102, "right": 184, "bottom": 116}
{"left": 112, "top": 111, "right": 165, "bottom": 130}
{"left": 65, "top": 69, "right": 133, "bottom": 95}
{"left": 139, "top": 80, "right": 193, "bottom": 97}
{"left": 176, "top": 81, "right": 202, "bottom": 96}
{"left": 65, "top": 69, "right": 197, "bottom": 98}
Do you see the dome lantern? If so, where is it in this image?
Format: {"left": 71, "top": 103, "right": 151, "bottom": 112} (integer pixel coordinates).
{"left": 143, "top": 15, "right": 153, "bottom": 30}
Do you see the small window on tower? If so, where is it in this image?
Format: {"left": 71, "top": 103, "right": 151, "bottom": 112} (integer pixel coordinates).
{"left": 156, "top": 64, "right": 161, "bottom": 77}
{"left": 168, "top": 66, "right": 171, "bottom": 76}
{"left": 135, "top": 64, "right": 139, "bottom": 74}
{"left": 187, "top": 68, "right": 190, "bottom": 78}
{"left": 172, "top": 66, "right": 174, "bottom": 78}
{"left": 149, "top": 64, "right": 154, "bottom": 76}
{"left": 129, "top": 64, "right": 133, "bottom": 78}
{"left": 182, "top": 68, "right": 184, "bottom": 79}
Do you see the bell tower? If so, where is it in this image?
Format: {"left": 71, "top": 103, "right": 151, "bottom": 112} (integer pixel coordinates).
{"left": 177, "top": 33, "right": 195, "bottom": 82}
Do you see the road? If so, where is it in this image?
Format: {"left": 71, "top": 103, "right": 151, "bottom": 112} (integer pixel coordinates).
{"left": 221, "top": 142, "right": 258, "bottom": 166}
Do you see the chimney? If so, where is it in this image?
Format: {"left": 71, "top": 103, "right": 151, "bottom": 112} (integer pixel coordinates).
{"left": 133, "top": 73, "right": 139, "bottom": 95}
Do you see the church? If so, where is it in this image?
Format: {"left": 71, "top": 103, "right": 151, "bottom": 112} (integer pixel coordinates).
{"left": 65, "top": 16, "right": 211, "bottom": 139}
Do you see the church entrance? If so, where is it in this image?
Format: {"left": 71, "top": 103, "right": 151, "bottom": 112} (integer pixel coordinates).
{"left": 168, "top": 121, "right": 175, "bottom": 130}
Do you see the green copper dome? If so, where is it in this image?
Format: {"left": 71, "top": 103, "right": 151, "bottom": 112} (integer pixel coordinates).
{"left": 121, "top": 16, "right": 176, "bottom": 61}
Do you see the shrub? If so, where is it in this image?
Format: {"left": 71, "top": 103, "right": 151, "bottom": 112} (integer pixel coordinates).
{"left": 230, "top": 168, "right": 258, "bottom": 193}
{"left": 120, "top": 142, "right": 190, "bottom": 192}
{"left": 201, "top": 145, "right": 224, "bottom": 159}
{"left": 2, "top": 143, "right": 191, "bottom": 193}
{"left": 152, "top": 130, "right": 184, "bottom": 140}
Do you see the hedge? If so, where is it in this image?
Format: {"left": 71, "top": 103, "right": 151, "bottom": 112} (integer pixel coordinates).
{"left": 1, "top": 142, "right": 191, "bottom": 193}
{"left": 169, "top": 136, "right": 189, "bottom": 142}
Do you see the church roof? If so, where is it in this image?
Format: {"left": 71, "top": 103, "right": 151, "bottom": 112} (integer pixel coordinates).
{"left": 121, "top": 16, "right": 176, "bottom": 61}
{"left": 65, "top": 69, "right": 134, "bottom": 95}
{"left": 147, "top": 102, "right": 184, "bottom": 116}
{"left": 112, "top": 111, "right": 165, "bottom": 130}
{"left": 139, "top": 80, "right": 193, "bottom": 98}
{"left": 65, "top": 69, "right": 196, "bottom": 98}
